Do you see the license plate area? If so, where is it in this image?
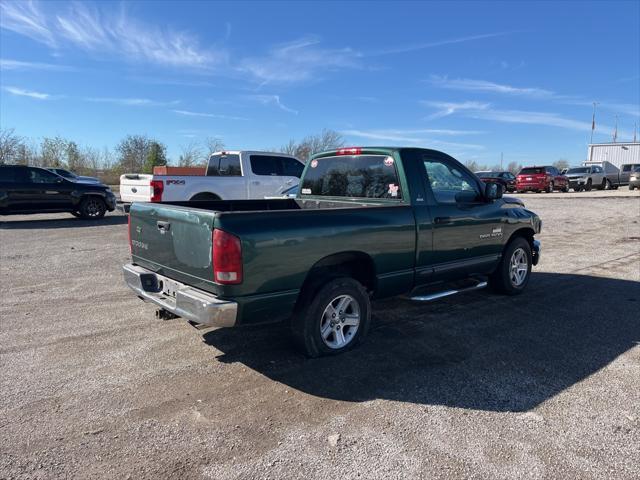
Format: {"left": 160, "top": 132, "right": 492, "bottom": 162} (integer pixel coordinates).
{"left": 159, "top": 277, "right": 182, "bottom": 298}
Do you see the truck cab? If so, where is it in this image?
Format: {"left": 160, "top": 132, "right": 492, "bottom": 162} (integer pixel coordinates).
{"left": 119, "top": 151, "right": 303, "bottom": 206}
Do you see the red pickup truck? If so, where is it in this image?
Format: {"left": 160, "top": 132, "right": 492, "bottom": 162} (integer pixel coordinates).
{"left": 516, "top": 166, "right": 569, "bottom": 193}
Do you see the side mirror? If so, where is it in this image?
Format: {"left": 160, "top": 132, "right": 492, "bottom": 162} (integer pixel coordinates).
{"left": 485, "top": 182, "right": 503, "bottom": 200}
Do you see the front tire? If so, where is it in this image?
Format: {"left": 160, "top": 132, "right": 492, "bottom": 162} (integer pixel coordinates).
{"left": 291, "top": 277, "right": 371, "bottom": 357}
{"left": 79, "top": 197, "right": 106, "bottom": 219}
{"left": 490, "top": 237, "right": 532, "bottom": 295}
{"left": 585, "top": 179, "right": 592, "bottom": 191}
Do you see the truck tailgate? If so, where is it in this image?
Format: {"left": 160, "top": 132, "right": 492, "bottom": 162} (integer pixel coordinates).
{"left": 120, "top": 174, "right": 153, "bottom": 203}
{"left": 129, "top": 202, "right": 216, "bottom": 285}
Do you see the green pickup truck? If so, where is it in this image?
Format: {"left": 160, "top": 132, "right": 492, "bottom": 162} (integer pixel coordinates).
{"left": 124, "top": 147, "right": 541, "bottom": 356}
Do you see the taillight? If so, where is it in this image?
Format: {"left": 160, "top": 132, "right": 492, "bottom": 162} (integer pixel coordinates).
{"left": 213, "top": 229, "right": 243, "bottom": 284}
{"left": 150, "top": 180, "right": 164, "bottom": 202}
{"left": 128, "top": 214, "right": 132, "bottom": 254}
{"left": 336, "top": 147, "right": 362, "bottom": 156}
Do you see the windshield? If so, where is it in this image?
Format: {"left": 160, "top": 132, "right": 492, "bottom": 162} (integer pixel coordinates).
{"left": 301, "top": 155, "right": 402, "bottom": 199}
{"left": 567, "top": 167, "right": 590, "bottom": 174}
{"left": 519, "top": 167, "right": 545, "bottom": 175}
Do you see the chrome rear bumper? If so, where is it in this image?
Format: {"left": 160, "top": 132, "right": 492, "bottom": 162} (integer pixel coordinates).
{"left": 123, "top": 263, "right": 237, "bottom": 327}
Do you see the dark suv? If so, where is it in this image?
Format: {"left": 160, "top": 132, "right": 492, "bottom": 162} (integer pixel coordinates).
{"left": 0, "top": 165, "right": 116, "bottom": 219}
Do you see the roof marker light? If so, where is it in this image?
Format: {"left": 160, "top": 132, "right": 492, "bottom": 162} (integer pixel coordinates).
{"left": 336, "top": 147, "right": 362, "bottom": 156}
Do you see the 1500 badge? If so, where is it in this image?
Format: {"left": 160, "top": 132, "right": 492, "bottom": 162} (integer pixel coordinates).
{"left": 479, "top": 227, "right": 503, "bottom": 240}
{"left": 131, "top": 240, "right": 148, "bottom": 250}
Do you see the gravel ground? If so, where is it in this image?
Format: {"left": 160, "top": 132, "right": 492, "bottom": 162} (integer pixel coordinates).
{"left": 1, "top": 192, "right": 639, "bottom": 479}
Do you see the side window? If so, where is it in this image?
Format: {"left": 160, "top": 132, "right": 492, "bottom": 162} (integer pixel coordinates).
{"left": 423, "top": 158, "right": 480, "bottom": 204}
{"left": 0, "top": 167, "right": 21, "bottom": 183}
{"left": 28, "top": 168, "right": 59, "bottom": 184}
{"left": 250, "top": 155, "right": 283, "bottom": 176}
{"left": 622, "top": 165, "right": 632, "bottom": 172}
{"left": 281, "top": 157, "right": 304, "bottom": 178}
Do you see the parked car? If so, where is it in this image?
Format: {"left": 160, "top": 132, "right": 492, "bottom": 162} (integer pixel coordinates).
{"left": 123, "top": 146, "right": 541, "bottom": 357}
{"left": 516, "top": 166, "right": 569, "bottom": 193}
{"left": 0, "top": 165, "right": 116, "bottom": 219}
{"left": 565, "top": 165, "right": 607, "bottom": 191}
{"left": 475, "top": 171, "right": 517, "bottom": 192}
{"left": 628, "top": 166, "right": 640, "bottom": 190}
{"left": 119, "top": 151, "right": 303, "bottom": 211}
{"left": 620, "top": 163, "right": 640, "bottom": 186}
{"left": 46, "top": 168, "right": 101, "bottom": 183}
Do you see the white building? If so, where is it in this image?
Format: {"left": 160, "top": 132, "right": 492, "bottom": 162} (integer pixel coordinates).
{"left": 586, "top": 142, "right": 640, "bottom": 169}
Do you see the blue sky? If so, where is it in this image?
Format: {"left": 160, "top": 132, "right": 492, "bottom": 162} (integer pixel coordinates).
{"left": 1, "top": 0, "right": 639, "bottom": 165}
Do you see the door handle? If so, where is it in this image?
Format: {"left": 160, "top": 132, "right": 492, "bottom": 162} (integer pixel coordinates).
{"left": 434, "top": 217, "right": 452, "bottom": 225}
{"left": 156, "top": 221, "right": 171, "bottom": 232}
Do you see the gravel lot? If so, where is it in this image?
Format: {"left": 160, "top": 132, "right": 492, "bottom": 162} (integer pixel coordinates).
{"left": 1, "top": 191, "right": 639, "bottom": 479}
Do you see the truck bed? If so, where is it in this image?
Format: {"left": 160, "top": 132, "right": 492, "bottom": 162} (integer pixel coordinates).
{"left": 128, "top": 197, "right": 416, "bottom": 325}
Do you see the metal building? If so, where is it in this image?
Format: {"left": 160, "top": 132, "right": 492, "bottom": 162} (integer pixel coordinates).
{"left": 586, "top": 142, "right": 640, "bottom": 169}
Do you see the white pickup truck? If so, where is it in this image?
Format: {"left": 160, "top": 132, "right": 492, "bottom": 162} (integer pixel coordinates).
{"left": 119, "top": 151, "right": 303, "bottom": 207}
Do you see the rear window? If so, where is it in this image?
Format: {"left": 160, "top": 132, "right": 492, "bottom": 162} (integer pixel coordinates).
{"left": 519, "top": 167, "right": 545, "bottom": 175}
{"left": 207, "top": 154, "right": 241, "bottom": 176}
{"left": 300, "top": 155, "right": 402, "bottom": 199}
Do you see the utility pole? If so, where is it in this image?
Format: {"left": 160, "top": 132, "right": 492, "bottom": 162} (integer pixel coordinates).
{"left": 590, "top": 102, "right": 598, "bottom": 144}
{"left": 500, "top": 152, "right": 503, "bottom": 169}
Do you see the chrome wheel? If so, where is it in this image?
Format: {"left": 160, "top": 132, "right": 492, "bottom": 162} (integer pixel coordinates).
{"left": 320, "top": 294, "right": 360, "bottom": 349}
{"left": 509, "top": 247, "right": 529, "bottom": 287}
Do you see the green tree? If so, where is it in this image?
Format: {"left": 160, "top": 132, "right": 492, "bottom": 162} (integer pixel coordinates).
{"left": 143, "top": 141, "right": 167, "bottom": 173}
{"left": 116, "top": 135, "right": 151, "bottom": 173}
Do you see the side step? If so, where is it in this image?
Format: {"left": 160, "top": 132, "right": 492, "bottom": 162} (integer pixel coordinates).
{"left": 410, "top": 280, "right": 488, "bottom": 302}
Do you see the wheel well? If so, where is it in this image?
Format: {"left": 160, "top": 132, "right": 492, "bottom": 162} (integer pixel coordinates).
{"left": 190, "top": 192, "right": 221, "bottom": 201}
{"left": 295, "top": 252, "right": 376, "bottom": 311}
{"left": 506, "top": 227, "right": 535, "bottom": 251}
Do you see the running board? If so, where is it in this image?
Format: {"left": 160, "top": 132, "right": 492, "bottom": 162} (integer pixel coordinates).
{"left": 410, "top": 281, "right": 488, "bottom": 302}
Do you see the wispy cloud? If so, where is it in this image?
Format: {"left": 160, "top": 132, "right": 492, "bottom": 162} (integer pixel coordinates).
{"left": 421, "top": 101, "right": 632, "bottom": 137}
{"left": 3, "top": 86, "right": 51, "bottom": 100}
{"left": 245, "top": 94, "right": 298, "bottom": 114}
{"left": 0, "top": 0, "right": 56, "bottom": 47}
{"left": 172, "top": 109, "right": 248, "bottom": 121}
{"left": 0, "top": 58, "right": 74, "bottom": 71}
{"left": 428, "top": 75, "right": 556, "bottom": 98}
{"left": 238, "top": 36, "right": 360, "bottom": 85}
{"left": 85, "top": 97, "right": 179, "bottom": 107}
{"left": 0, "top": 1, "right": 222, "bottom": 68}
{"left": 343, "top": 129, "right": 485, "bottom": 150}
{"left": 428, "top": 75, "right": 640, "bottom": 118}
{"left": 370, "top": 31, "right": 514, "bottom": 56}
{"left": 421, "top": 101, "right": 491, "bottom": 119}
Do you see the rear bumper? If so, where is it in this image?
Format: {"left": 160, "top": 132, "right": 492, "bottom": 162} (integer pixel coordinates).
{"left": 123, "top": 263, "right": 237, "bottom": 327}
{"left": 532, "top": 240, "right": 541, "bottom": 266}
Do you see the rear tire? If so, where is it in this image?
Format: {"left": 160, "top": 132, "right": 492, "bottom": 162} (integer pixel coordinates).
{"left": 546, "top": 181, "right": 554, "bottom": 193}
{"left": 490, "top": 237, "right": 532, "bottom": 295}
{"left": 291, "top": 277, "right": 371, "bottom": 357}
{"left": 562, "top": 183, "right": 569, "bottom": 192}
{"left": 79, "top": 197, "right": 106, "bottom": 219}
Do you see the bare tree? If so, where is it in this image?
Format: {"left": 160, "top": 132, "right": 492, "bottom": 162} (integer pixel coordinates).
{"left": 553, "top": 159, "right": 570, "bottom": 171}
{"left": 40, "top": 136, "right": 68, "bottom": 167}
{"left": 203, "top": 136, "right": 225, "bottom": 156}
{"left": 179, "top": 141, "right": 203, "bottom": 167}
{"left": 0, "top": 128, "right": 23, "bottom": 164}
{"left": 280, "top": 129, "right": 344, "bottom": 162}
{"left": 506, "top": 161, "right": 522, "bottom": 174}
{"left": 464, "top": 160, "right": 488, "bottom": 172}
{"left": 15, "top": 141, "right": 38, "bottom": 166}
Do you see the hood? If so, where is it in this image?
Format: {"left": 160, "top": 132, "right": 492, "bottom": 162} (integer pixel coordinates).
{"left": 502, "top": 196, "right": 525, "bottom": 207}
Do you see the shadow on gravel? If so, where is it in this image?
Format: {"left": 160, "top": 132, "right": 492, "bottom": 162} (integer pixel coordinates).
{"left": 0, "top": 214, "right": 127, "bottom": 229}
{"left": 203, "top": 272, "right": 639, "bottom": 412}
